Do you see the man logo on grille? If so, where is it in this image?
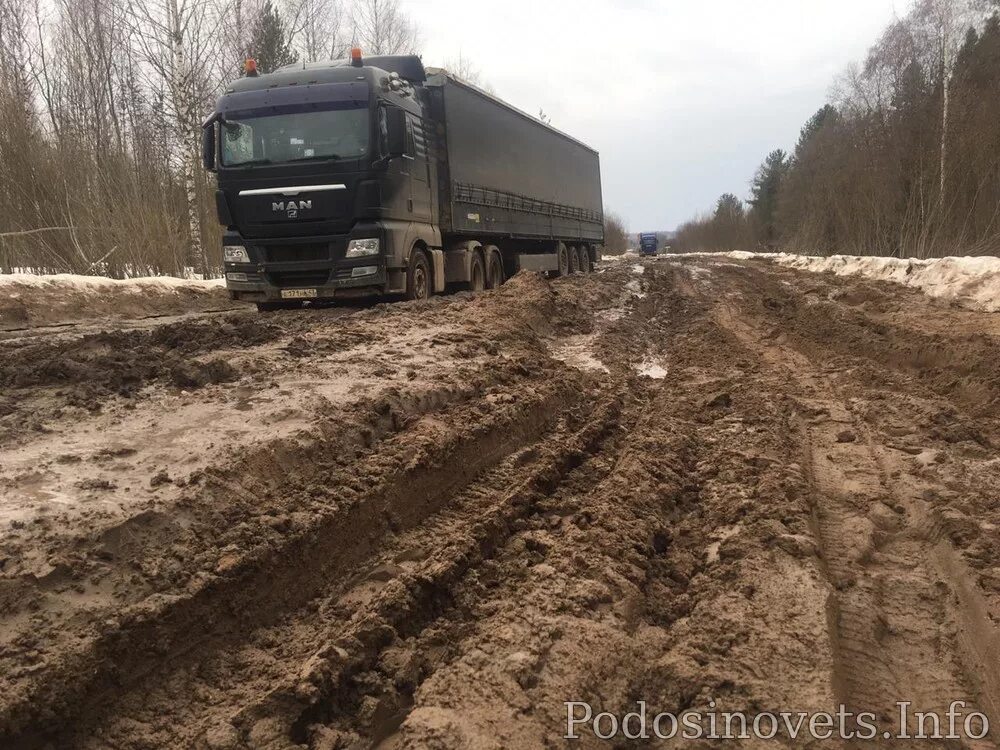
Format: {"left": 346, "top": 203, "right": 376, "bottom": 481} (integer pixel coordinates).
{"left": 272, "top": 200, "right": 312, "bottom": 218}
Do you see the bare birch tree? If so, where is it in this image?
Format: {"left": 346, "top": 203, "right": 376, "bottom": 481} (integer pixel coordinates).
{"left": 287, "top": 0, "right": 347, "bottom": 61}
{"left": 443, "top": 50, "right": 496, "bottom": 93}
{"left": 349, "top": 0, "right": 417, "bottom": 55}
{"left": 129, "top": 0, "right": 225, "bottom": 274}
{"left": 912, "top": 0, "right": 979, "bottom": 209}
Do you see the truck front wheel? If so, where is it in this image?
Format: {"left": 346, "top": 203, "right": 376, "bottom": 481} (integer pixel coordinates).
{"left": 406, "top": 249, "right": 432, "bottom": 301}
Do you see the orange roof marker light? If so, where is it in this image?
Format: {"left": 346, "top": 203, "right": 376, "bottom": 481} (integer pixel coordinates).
{"left": 351, "top": 47, "right": 363, "bottom": 68}
{"left": 244, "top": 58, "right": 259, "bottom": 77}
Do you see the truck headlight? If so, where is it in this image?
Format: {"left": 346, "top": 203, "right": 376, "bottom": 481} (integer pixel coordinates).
{"left": 223, "top": 245, "right": 250, "bottom": 263}
{"left": 346, "top": 238, "right": 380, "bottom": 257}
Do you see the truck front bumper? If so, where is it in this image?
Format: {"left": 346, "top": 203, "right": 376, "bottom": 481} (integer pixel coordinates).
{"left": 222, "top": 229, "right": 405, "bottom": 301}
{"left": 225, "top": 264, "right": 388, "bottom": 301}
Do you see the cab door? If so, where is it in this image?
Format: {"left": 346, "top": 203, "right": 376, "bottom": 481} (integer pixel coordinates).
{"left": 405, "top": 113, "right": 433, "bottom": 222}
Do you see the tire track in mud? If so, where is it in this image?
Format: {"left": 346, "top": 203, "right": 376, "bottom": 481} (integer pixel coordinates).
{"left": 317, "top": 264, "right": 845, "bottom": 748}
{"left": 56, "top": 397, "right": 626, "bottom": 749}
{"left": 0, "top": 306, "right": 252, "bottom": 342}
{"left": 30, "top": 265, "right": 678, "bottom": 749}
{"left": 306, "top": 381, "right": 696, "bottom": 750}
{"left": 1, "top": 371, "right": 581, "bottom": 748}
{"left": 0, "top": 271, "right": 604, "bottom": 749}
{"left": 714, "top": 270, "right": 1000, "bottom": 748}
{"left": 0, "top": 312, "right": 287, "bottom": 390}
{"left": 238, "top": 398, "right": 625, "bottom": 749}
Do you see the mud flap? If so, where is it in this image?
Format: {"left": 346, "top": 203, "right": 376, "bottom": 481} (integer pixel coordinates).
{"left": 386, "top": 269, "right": 407, "bottom": 294}
{"left": 429, "top": 249, "right": 446, "bottom": 292}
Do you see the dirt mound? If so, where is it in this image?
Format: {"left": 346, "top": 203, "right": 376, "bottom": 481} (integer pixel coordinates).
{"left": 2, "top": 313, "right": 282, "bottom": 388}
{"left": 0, "top": 313, "right": 293, "bottom": 446}
{"left": 0, "top": 274, "right": 243, "bottom": 331}
{"left": 717, "top": 262, "right": 1000, "bottom": 419}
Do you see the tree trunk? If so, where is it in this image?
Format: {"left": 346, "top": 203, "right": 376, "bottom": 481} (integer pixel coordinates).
{"left": 940, "top": 30, "right": 950, "bottom": 211}
{"left": 183, "top": 149, "right": 206, "bottom": 276}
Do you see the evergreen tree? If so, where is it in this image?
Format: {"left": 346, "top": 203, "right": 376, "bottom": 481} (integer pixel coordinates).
{"left": 793, "top": 105, "right": 838, "bottom": 163}
{"left": 748, "top": 150, "right": 789, "bottom": 246}
{"left": 245, "top": 1, "right": 299, "bottom": 74}
{"left": 954, "top": 14, "right": 1000, "bottom": 90}
{"left": 715, "top": 193, "right": 744, "bottom": 221}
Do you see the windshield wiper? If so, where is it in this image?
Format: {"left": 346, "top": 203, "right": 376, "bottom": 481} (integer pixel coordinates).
{"left": 231, "top": 158, "right": 274, "bottom": 167}
{"left": 287, "top": 154, "right": 341, "bottom": 163}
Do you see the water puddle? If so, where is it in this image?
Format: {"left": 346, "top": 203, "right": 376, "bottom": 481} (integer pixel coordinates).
{"left": 549, "top": 334, "right": 609, "bottom": 373}
{"left": 636, "top": 360, "right": 668, "bottom": 379}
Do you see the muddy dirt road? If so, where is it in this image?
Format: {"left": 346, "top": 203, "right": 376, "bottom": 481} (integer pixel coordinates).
{"left": 3, "top": 257, "right": 1000, "bottom": 748}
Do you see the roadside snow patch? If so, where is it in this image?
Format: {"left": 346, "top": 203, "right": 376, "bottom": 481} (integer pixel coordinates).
{"left": 1, "top": 272, "right": 235, "bottom": 331}
{"left": 773, "top": 254, "right": 1000, "bottom": 312}
{"left": 675, "top": 252, "right": 1000, "bottom": 312}
{"left": 0, "top": 273, "right": 225, "bottom": 292}
{"left": 631, "top": 264, "right": 645, "bottom": 275}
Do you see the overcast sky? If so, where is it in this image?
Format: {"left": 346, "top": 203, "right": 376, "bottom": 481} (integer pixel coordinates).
{"left": 404, "top": 0, "right": 904, "bottom": 232}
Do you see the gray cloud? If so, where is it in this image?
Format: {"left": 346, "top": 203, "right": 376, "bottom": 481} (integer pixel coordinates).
{"left": 406, "top": 0, "right": 901, "bottom": 231}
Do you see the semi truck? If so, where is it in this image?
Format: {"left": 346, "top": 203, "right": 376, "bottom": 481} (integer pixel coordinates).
{"left": 638, "top": 232, "right": 659, "bottom": 257}
{"left": 201, "top": 51, "right": 604, "bottom": 310}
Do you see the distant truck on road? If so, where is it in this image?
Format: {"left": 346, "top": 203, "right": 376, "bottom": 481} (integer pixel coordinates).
{"left": 202, "top": 52, "right": 605, "bottom": 310}
{"left": 638, "top": 233, "right": 659, "bottom": 257}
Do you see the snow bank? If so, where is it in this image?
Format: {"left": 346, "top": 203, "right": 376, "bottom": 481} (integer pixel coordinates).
{"left": 601, "top": 252, "right": 640, "bottom": 262}
{"left": 0, "top": 273, "right": 224, "bottom": 294}
{"left": 677, "top": 252, "right": 1000, "bottom": 313}
{"left": 772, "top": 254, "right": 1000, "bottom": 312}
{"left": 0, "top": 272, "right": 233, "bottom": 331}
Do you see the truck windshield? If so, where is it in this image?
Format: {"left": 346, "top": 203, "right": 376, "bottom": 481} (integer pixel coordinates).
{"left": 220, "top": 102, "right": 369, "bottom": 166}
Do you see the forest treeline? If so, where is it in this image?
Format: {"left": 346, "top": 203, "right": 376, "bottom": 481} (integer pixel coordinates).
{"left": 0, "top": 0, "right": 422, "bottom": 276}
{"left": 676, "top": 0, "right": 1000, "bottom": 258}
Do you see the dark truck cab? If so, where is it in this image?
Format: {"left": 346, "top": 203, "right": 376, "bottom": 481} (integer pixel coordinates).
{"left": 202, "top": 52, "right": 603, "bottom": 308}
{"left": 639, "top": 232, "right": 659, "bottom": 257}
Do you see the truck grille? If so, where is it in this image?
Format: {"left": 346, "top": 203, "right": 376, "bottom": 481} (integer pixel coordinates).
{"left": 264, "top": 243, "right": 329, "bottom": 263}
{"left": 267, "top": 270, "right": 330, "bottom": 288}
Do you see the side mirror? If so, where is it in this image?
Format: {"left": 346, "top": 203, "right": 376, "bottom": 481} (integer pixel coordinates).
{"left": 202, "top": 124, "right": 216, "bottom": 171}
{"left": 385, "top": 107, "right": 407, "bottom": 158}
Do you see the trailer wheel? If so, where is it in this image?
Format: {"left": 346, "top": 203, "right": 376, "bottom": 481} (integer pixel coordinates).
{"left": 568, "top": 245, "right": 581, "bottom": 274}
{"left": 406, "top": 249, "right": 432, "bottom": 301}
{"left": 485, "top": 247, "right": 504, "bottom": 289}
{"left": 579, "top": 246, "right": 591, "bottom": 274}
{"left": 465, "top": 251, "right": 486, "bottom": 292}
{"left": 552, "top": 242, "right": 569, "bottom": 278}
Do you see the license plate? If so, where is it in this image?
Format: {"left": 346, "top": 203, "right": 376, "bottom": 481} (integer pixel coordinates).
{"left": 280, "top": 288, "right": 317, "bottom": 299}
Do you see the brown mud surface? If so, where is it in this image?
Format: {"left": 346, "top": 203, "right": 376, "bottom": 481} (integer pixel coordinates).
{"left": 0, "top": 277, "right": 245, "bottom": 334}
{"left": 2, "top": 257, "right": 1000, "bottom": 748}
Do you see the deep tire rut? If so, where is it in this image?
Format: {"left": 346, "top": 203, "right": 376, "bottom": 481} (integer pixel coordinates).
{"left": 3, "top": 377, "right": 578, "bottom": 748}
{"left": 718, "top": 288, "right": 1000, "bottom": 748}
{"left": 67, "top": 397, "right": 625, "bottom": 749}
